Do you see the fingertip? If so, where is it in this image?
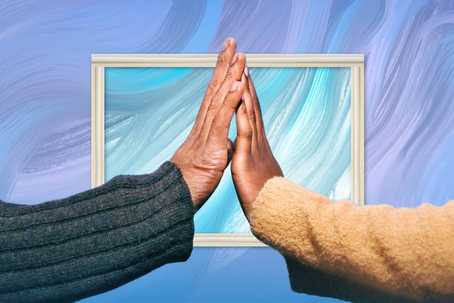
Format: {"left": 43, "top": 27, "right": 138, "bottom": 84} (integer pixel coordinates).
{"left": 237, "top": 52, "right": 245, "bottom": 64}
{"left": 218, "top": 38, "right": 236, "bottom": 64}
{"left": 223, "top": 37, "right": 231, "bottom": 48}
{"left": 224, "top": 37, "right": 236, "bottom": 50}
{"left": 237, "top": 53, "right": 246, "bottom": 72}
{"left": 230, "top": 53, "right": 246, "bottom": 81}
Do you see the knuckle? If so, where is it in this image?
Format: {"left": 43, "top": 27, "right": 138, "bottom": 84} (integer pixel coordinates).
{"left": 248, "top": 112, "right": 256, "bottom": 122}
{"left": 239, "top": 130, "right": 253, "bottom": 139}
{"left": 217, "top": 53, "right": 227, "bottom": 66}
{"left": 210, "top": 79, "right": 219, "bottom": 88}
{"left": 207, "top": 81, "right": 218, "bottom": 94}
{"left": 207, "top": 100, "right": 218, "bottom": 113}
{"left": 225, "top": 69, "right": 233, "bottom": 79}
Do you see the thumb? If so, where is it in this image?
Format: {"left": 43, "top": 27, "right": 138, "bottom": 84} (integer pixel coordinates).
{"left": 235, "top": 100, "right": 252, "bottom": 155}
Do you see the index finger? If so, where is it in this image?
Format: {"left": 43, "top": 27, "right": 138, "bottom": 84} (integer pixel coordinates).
{"left": 246, "top": 71, "right": 265, "bottom": 136}
{"left": 192, "top": 38, "right": 237, "bottom": 132}
{"left": 207, "top": 38, "right": 237, "bottom": 98}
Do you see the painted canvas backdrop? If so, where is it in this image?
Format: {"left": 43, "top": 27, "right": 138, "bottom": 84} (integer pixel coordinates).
{"left": 105, "top": 67, "right": 352, "bottom": 233}
{"left": 1, "top": 1, "right": 454, "bottom": 302}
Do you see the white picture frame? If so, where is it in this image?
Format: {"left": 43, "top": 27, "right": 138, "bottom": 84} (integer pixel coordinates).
{"left": 91, "top": 54, "right": 365, "bottom": 247}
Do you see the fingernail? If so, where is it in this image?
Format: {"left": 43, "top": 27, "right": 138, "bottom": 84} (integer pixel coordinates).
{"left": 224, "top": 37, "right": 233, "bottom": 48}
{"left": 244, "top": 66, "right": 249, "bottom": 77}
{"left": 230, "top": 81, "right": 241, "bottom": 92}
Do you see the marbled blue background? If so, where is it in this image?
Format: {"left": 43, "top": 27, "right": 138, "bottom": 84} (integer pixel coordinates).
{"left": 105, "top": 67, "right": 352, "bottom": 233}
{"left": 1, "top": 0, "right": 453, "bottom": 302}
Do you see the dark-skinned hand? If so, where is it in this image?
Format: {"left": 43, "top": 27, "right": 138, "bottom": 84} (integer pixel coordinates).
{"left": 231, "top": 66, "right": 283, "bottom": 217}
{"left": 171, "top": 38, "right": 247, "bottom": 210}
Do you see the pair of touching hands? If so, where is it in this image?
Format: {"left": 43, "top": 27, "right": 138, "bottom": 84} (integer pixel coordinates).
{"left": 171, "top": 38, "right": 282, "bottom": 217}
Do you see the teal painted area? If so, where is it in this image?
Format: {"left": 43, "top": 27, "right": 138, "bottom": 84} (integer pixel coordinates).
{"left": 105, "top": 67, "right": 194, "bottom": 93}
{"left": 104, "top": 67, "right": 352, "bottom": 233}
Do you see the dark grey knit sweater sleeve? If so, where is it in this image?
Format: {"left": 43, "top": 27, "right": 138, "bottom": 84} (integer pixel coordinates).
{"left": 0, "top": 161, "right": 194, "bottom": 303}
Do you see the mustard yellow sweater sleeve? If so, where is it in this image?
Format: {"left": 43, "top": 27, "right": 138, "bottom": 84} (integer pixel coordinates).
{"left": 249, "top": 177, "right": 454, "bottom": 303}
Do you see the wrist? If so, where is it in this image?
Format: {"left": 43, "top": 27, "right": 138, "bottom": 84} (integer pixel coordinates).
{"left": 170, "top": 160, "right": 200, "bottom": 209}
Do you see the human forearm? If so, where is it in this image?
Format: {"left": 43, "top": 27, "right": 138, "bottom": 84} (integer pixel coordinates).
{"left": 250, "top": 177, "right": 454, "bottom": 302}
{"left": 0, "top": 37, "right": 248, "bottom": 303}
{"left": 0, "top": 162, "right": 194, "bottom": 303}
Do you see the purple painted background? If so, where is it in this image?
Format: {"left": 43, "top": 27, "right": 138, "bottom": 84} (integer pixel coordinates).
{"left": 1, "top": 0, "right": 453, "bottom": 302}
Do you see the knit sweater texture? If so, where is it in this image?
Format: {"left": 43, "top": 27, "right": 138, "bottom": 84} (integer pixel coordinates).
{"left": 0, "top": 161, "right": 194, "bottom": 303}
{"left": 250, "top": 177, "right": 454, "bottom": 303}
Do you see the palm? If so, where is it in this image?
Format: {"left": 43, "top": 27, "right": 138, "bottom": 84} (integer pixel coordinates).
{"left": 173, "top": 138, "right": 230, "bottom": 203}
{"left": 231, "top": 74, "right": 283, "bottom": 215}
{"left": 171, "top": 38, "right": 246, "bottom": 209}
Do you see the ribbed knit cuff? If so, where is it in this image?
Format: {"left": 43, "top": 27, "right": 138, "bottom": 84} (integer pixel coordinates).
{"left": 0, "top": 161, "right": 195, "bottom": 303}
{"left": 115, "top": 161, "right": 195, "bottom": 263}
